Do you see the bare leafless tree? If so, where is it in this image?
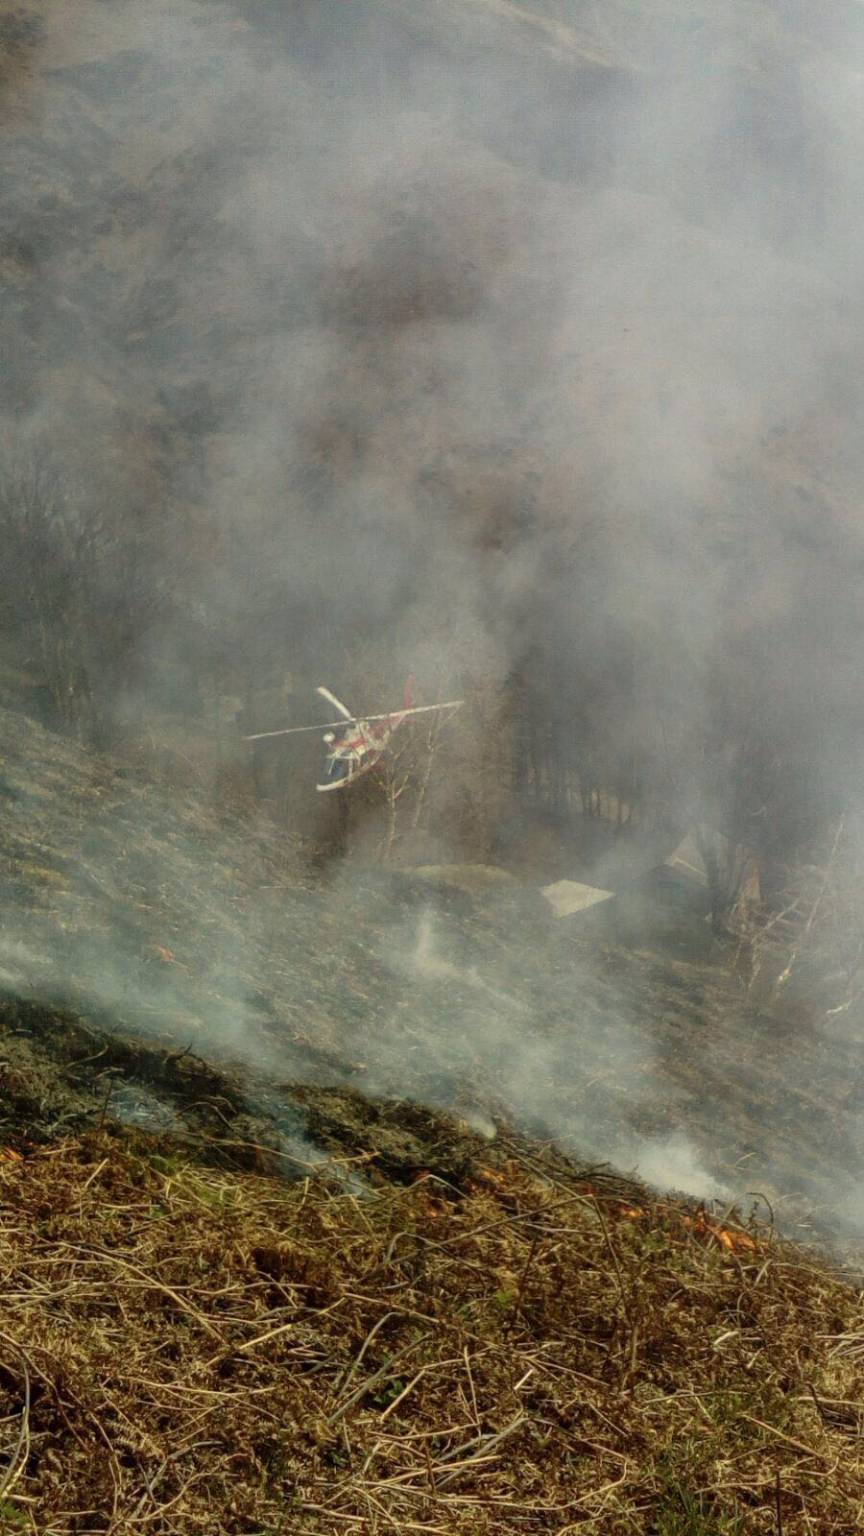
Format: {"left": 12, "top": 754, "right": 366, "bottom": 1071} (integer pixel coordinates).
{"left": 735, "top": 816, "right": 864, "bottom": 1016}
{"left": 0, "top": 450, "right": 162, "bottom": 744}
{"left": 375, "top": 699, "right": 456, "bottom": 861}
{"left": 0, "top": 452, "right": 100, "bottom": 734}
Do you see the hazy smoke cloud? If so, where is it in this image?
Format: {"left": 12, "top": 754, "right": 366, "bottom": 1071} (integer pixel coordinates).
{"left": 2, "top": 0, "right": 864, "bottom": 1235}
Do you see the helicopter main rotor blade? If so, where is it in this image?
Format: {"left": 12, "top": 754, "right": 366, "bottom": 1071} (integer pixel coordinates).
{"left": 316, "top": 685, "right": 354, "bottom": 720}
{"left": 243, "top": 699, "right": 463, "bottom": 743}
{"left": 243, "top": 718, "right": 351, "bottom": 741}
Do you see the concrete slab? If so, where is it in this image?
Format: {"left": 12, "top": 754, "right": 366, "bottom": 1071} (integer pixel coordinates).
{"left": 541, "top": 879, "right": 615, "bottom": 918}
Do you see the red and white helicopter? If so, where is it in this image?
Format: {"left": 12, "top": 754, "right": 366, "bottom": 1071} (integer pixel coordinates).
{"left": 243, "top": 679, "right": 463, "bottom": 793}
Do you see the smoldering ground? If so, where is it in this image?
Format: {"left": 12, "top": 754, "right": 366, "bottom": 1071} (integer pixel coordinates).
{"left": 0, "top": 695, "right": 863, "bottom": 1241}
{"left": 2, "top": 2, "right": 864, "bottom": 1234}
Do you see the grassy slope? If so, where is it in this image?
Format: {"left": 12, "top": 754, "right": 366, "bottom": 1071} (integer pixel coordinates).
{"left": 0, "top": 697, "right": 862, "bottom": 1527}
{"left": 1, "top": 6, "right": 863, "bottom": 1528}
{"left": 0, "top": 1126, "right": 861, "bottom": 1534}
{"left": 1, "top": 694, "right": 864, "bottom": 1243}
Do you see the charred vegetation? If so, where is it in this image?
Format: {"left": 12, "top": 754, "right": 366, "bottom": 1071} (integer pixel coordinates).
{"left": 0, "top": 0, "right": 863, "bottom": 1529}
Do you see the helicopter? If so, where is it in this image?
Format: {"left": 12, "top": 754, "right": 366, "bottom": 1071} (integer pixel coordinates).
{"left": 243, "top": 679, "right": 463, "bottom": 792}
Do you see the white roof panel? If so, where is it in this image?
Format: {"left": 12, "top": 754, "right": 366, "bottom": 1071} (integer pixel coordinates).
{"left": 541, "top": 880, "right": 615, "bottom": 918}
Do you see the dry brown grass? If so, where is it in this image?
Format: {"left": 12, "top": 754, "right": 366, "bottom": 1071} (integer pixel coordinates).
{"left": 0, "top": 1130, "right": 861, "bottom": 1534}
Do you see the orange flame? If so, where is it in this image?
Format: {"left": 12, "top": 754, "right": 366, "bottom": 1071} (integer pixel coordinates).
{"left": 613, "top": 1200, "right": 758, "bottom": 1253}
{"left": 682, "top": 1212, "right": 757, "bottom": 1253}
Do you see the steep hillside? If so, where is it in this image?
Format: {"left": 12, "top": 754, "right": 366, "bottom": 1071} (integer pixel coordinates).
{"left": 2, "top": 5, "right": 864, "bottom": 1529}
{"left": 0, "top": 701, "right": 861, "bottom": 1263}
{"left": 1, "top": 0, "right": 862, "bottom": 836}
{"left": 1, "top": 1124, "right": 862, "bottom": 1534}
